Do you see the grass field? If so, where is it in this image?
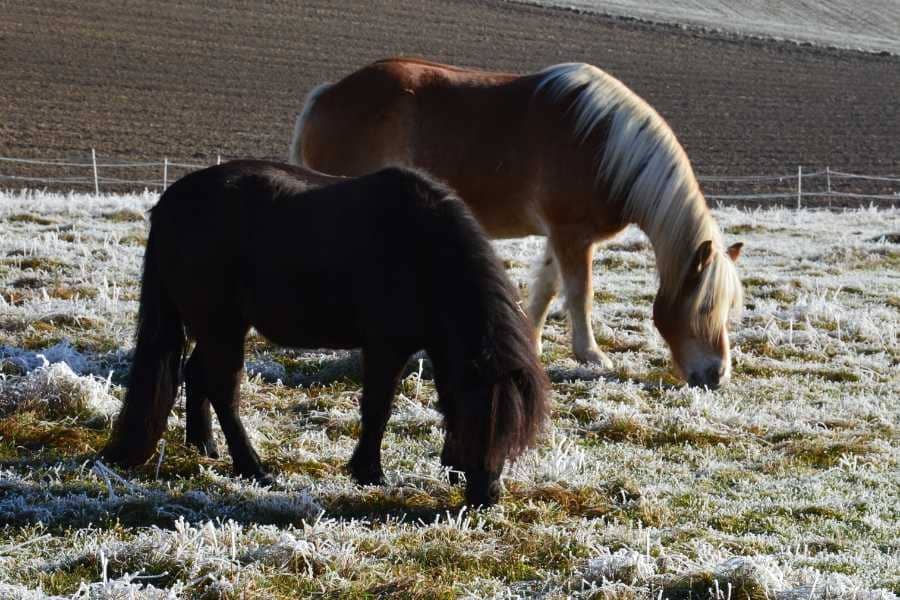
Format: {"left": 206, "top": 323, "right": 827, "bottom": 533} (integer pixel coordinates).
{"left": 0, "top": 190, "right": 897, "bottom": 598}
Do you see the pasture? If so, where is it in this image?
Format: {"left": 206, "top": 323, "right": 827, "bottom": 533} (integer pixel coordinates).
{"left": 0, "top": 189, "right": 896, "bottom": 598}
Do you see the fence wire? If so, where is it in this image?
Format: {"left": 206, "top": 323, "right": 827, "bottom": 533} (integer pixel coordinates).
{"left": 0, "top": 153, "right": 897, "bottom": 205}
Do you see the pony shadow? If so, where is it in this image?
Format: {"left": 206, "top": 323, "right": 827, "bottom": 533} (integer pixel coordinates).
{"left": 0, "top": 454, "right": 463, "bottom": 531}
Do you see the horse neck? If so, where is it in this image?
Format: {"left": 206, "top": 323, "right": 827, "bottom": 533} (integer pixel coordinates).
{"left": 623, "top": 185, "right": 720, "bottom": 300}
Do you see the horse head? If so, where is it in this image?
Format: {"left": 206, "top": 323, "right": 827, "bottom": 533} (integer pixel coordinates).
{"left": 653, "top": 240, "right": 743, "bottom": 389}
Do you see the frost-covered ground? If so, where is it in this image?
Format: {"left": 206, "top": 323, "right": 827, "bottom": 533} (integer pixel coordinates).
{"left": 0, "top": 189, "right": 898, "bottom": 599}
{"left": 521, "top": 0, "right": 900, "bottom": 55}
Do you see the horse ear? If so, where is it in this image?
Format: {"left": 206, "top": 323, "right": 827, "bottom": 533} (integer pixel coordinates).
{"left": 694, "top": 240, "right": 714, "bottom": 273}
{"left": 727, "top": 242, "right": 743, "bottom": 262}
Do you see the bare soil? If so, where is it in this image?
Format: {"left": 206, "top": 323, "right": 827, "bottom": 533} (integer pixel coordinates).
{"left": 1, "top": 1, "right": 898, "bottom": 200}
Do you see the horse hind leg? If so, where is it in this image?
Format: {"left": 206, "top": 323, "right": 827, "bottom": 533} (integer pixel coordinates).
{"left": 527, "top": 240, "right": 561, "bottom": 357}
{"left": 552, "top": 232, "right": 613, "bottom": 368}
{"left": 348, "top": 347, "right": 407, "bottom": 486}
{"left": 184, "top": 343, "right": 218, "bottom": 459}
{"left": 200, "top": 326, "right": 274, "bottom": 485}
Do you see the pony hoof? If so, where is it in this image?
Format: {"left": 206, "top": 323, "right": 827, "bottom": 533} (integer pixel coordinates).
{"left": 190, "top": 439, "right": 220, "bottom": 459}
{"left": 253, "top": 472, "right": 276, "bottom": 487}
{"left": 575, "top": 347, "right": 613, "bottom": 369}
{"left": 348, "top": 461, "right": 386, "bottom": 486}
{"left": 465, "top": 482, "right": 501, "bottom": 508}
{"left": 463, "top": 470, "right": 501, "bottom": 507}
{"left": 98, "top": 442, "right": 150, "bottom": 468}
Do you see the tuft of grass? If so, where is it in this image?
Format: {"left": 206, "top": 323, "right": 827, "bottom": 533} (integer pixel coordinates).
{"left": 657, "top": 564, "right": 774, "bottom": 600}
{"left": 2, "top": 256, "right": 70, "bottom": 273}
{"left": 0, "top": 413, "right": 106, "bottom": 458}
{"left": 118, "top": 232, "right": 147, "bottom": 246}
{"left": 6, "top": 213, "right": 58, "bottom": 225}
{"left": 507, "top": 483, "right": 613, "bottom": 519}
{"left": 102, "top": 208, "right": 145, "bottom": 222}
{"left": 11, "top": 276, "right": 44, "bottom": 289}
{"left": 779, "top": 435, "right": 881, "bottom": 467}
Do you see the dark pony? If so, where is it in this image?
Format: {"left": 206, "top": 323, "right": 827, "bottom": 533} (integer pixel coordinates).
{"left": 101, "top": 160, "right": 548, "bottom": 506}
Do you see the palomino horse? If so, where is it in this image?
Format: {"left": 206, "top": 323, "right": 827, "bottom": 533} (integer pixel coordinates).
{"left": 289, "top": 58, "right": 744, "bottom": 388}
{"left": 101, "top": 160, "right": 548, "bottom": 506}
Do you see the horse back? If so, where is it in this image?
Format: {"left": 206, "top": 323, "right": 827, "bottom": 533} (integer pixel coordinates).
{"left": 300, "top": 58, "right": 599, "bottom": 238}
{"left": 151, "top": 162, "right": 440, "bottom": 350}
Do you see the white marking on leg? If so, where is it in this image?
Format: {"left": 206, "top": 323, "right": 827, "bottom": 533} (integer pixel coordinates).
{"left": 527, "top": 242, "right": 560, "bottom": 355}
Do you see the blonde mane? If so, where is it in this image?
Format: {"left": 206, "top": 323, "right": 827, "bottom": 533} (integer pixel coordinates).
{"left": 536, "top": 63, "right": 742, "bottom": 338}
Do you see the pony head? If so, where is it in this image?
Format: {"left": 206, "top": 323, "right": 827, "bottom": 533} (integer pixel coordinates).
{"left": 653, "top": 240, "right": 743, "bottom": 388}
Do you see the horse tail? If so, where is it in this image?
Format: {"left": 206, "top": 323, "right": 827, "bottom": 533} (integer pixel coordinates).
{"left": 101, "top": 220, "right": 185, "bottom": 466}
{"left": 408, "top": 171, "right": 549, "bottom": 474}
{"left": 288, "top": 82, "right": 332, "bottom": 166}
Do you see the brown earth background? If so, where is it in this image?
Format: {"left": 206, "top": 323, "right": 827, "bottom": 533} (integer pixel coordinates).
{"left": 1, "top": 0, "right": 899, "bottom": 198}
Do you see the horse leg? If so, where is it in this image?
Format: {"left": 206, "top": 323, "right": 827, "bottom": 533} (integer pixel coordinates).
{"left": 552, "top": 233, "right": 613, "bottom": 367}
{"left": 464, "top": 466, "right": 503, "bottom": 508}
{"left": 348, "top": 348, "right": 406, "bottom": 486}
{"left": 184, "top": 343, "right": 218, "bottom": 458}
{"left": 526, "top": 240, "right": 561, "bottom": 357}
{"left": 201, "top": 329, "right": 273, "bottom": 485}
{"left": 441, "top": 431, "right": 463, "bottom": 485}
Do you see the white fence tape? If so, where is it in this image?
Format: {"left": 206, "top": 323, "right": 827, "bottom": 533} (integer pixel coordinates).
{"left": 0, "top": 152, "right": 897, "bottom": 204}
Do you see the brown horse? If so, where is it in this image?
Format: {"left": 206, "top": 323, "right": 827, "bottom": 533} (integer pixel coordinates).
{"left": 289, "top": 58, "right": 744, "bottom": 388}
{"left": 101, "top": 160, "right": 548, "bottom": 506}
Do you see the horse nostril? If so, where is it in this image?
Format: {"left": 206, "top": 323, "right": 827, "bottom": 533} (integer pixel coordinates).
{"left": 688, "top": 372, "right": 703, "bottom": 387}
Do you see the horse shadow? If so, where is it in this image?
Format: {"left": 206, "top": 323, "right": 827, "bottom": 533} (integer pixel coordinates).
{"left": 0, "top": 453, "right": 459, "bottom": 531}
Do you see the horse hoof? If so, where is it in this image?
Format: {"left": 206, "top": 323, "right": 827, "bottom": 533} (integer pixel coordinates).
{"left": 351, "top": 470, "right": 386, "bottom": 486}
{"left": 464, "top": 471, "right": 502, "bottom": 507}
{"left": 464, "top": 482, "right": 501, "bottom": 508}
{"left": 447, "top": 470, "right": 463, "bottom": 486}
{"left": 253, "top": 472, "right": 276, "bottom": 487}
{"left": 99, "top": 442, "right": 150, "bottom": 467}
{"left": 192, "top": 440, "right": 219, "bottom": 459}
{"left": 348, "top": 461, "right": 386, "bottom": 486}
{"left": 575, "top": 347, "right": 613, "bottom": 369}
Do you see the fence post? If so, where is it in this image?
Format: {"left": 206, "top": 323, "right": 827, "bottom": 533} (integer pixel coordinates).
{"left": 163, "top": 157, "right": 168, "bottom": 190}
{"left": 797, "top": 165, "right": 802, "bottom": 209}
{"left": 91, "top": 148, "right": 99, "bottom": 195}
{"left": 217, "top": 154, "right": 221, "bottom": 165}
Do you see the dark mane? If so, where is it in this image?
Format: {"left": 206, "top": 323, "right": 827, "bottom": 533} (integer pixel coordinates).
{"left": 409, "top": 174, "right": 549, "bottom": 473}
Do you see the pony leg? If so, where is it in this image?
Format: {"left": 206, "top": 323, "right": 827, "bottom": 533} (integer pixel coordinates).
{"left": 441, "top": 432, "right": 463, "bottom": 485}
{"left": 553, "top": 234, "right": 613, "bottom": 368}
{"left": 184, "top": 344, "right": 219, "bottom": 459}
{"left": 202, "top": 331, "right": 273, "bottom": 485}
{"left": 348, "top": 348, "right": 406, "bottom": 486}
{"left": 464, "top": 467, "right": 503, "bottom": 508}
{"left": 526, "top": 240, "right": 561, "bottom": 357}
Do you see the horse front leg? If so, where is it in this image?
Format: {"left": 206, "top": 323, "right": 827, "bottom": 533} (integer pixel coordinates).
{"left": 552, "top": 232, "right": 613, "bottom": 368}
{"left": 441, "top": 431, "right": 464, "bottom": 485}
{"left": 526, "top": 240, "right": 561, "bottom": 357}
{"left": 348, "top": 347, "right": 406, "bottom": 486}
{"left": 184, "top": 343, "right": 219, "bottom": 458}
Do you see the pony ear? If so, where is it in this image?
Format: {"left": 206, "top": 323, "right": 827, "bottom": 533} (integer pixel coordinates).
{"left": 694, "top": 240, "right": 714, "bottom": 273}
{"left": 727, "top": 242, "right": 743, "bottom": 262}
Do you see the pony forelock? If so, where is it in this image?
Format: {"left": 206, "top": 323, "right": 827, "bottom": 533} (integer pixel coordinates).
{"left": 688, "top": 251, "right": 744, "bottom": 343}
